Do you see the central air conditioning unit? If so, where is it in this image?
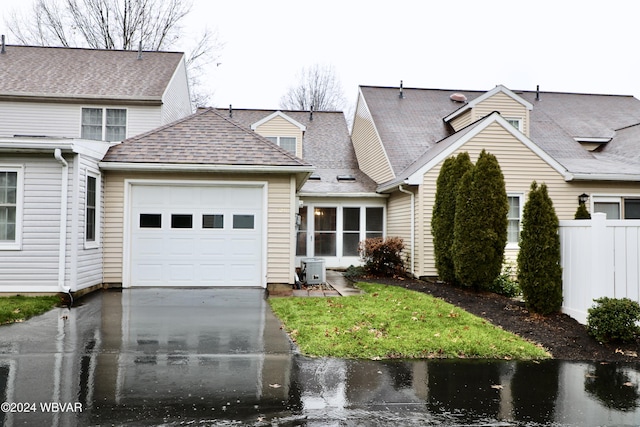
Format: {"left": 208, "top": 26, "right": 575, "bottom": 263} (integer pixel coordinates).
{"left": 300, "top": 258, "right": 326, "bottom": 285}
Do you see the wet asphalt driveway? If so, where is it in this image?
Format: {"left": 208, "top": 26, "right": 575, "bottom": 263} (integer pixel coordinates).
{"left": 0, "top": 288, "right": 639, "bottom": 426}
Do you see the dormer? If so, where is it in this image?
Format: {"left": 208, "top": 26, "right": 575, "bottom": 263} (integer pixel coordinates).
{"left": 574, "top": 137, "right": 611, "bottom": 152}
{"left": 444, "top": 85, "right": 533, "bottom": 137}
{"left": 251, "top": 111, "right": 306, "bottom": 158}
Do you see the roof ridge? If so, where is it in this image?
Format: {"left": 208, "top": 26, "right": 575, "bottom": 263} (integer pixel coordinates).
{"left": 4, "top": 44, "right": 185, "bottom": 55}
{"left": 206, "top": 109, "right": 312, "bottom": 166}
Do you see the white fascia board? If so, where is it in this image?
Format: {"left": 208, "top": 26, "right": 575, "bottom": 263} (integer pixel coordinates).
{"left": 297, "top": 191, "right": 388, "bottom": 198}
{"left": 0, "top": 137, "right": 112, "bottom": 159}
{"left": 98, "top": 161, "right": 315, "bottom": 174}
{"left": 570, "top": 173, "right": 640, "bottom": 181}
{"left": 573, "top": 137, "right": 612, "bottom": 143}
{"left": 250, "top": 111, "right": 306, "bottom": 131}
{"left": 405, "top": 112, "right": 571, "bottom": 185}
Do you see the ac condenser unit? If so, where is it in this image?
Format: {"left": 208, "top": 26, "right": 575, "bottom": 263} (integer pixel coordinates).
{"left": 301, "top": 258, "right": 326, "bottom": 285}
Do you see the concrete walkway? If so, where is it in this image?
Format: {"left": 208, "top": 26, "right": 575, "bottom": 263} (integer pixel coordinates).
{"left": 291, "top": 270, "right": 363, "bottom": 297}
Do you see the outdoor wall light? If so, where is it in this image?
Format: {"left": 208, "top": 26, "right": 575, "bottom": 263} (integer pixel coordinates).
{"left": 578, "top": 193, "right": 589, "bottom": 205}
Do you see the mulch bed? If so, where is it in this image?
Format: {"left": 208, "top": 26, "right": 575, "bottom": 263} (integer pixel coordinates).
{"left": 356, "top": 275, "right": 640, "bottom": 362}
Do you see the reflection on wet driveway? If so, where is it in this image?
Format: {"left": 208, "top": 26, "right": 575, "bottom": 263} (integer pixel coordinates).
{"left": 0, "top": 288, "right": 638, "bottom": 426}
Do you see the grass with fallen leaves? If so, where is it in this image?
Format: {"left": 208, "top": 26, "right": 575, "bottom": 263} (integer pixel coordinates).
{"left": 0, "top": 295, "right": 61, "bottom": 325}
{"left": 269, "top": 282, "right": 550, "bottom": 360}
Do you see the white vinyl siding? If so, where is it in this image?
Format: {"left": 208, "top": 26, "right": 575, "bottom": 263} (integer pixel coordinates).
{"left": 0, "top": 156, "right": 63, "bottom": 291}
{"left": 0, "top": 101, "right": 164, "bottom": 140}
{"left": 160, "top": 57, "right": 193, "bottom": 124}
{"left": 0, "top": 167, "right": 23, "bottom": 249}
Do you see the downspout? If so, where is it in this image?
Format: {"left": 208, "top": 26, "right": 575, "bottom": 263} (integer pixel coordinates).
{"left": 398, "top": 184, "right": 415, "bottom": 277}
{"left": 54, "top": 149, "right": 71, "bottom": 294}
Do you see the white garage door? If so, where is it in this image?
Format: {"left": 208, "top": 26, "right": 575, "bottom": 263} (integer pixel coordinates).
{"left": 129, "top": 184, "right": 263, "bottom": 287}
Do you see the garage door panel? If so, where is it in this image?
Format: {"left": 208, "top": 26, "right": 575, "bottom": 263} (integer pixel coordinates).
{"left": 169, "top": 237, "right": 197, "bottom": 255}
{"left": 136, "top": 237, "right": 164, "bottom": 255}
{"left": 129, "top": 184, "right": 264, "bottom": 287}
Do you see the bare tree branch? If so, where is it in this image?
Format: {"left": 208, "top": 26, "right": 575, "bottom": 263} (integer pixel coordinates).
{"left": 280, "top": 64, "right": 346, "bottom": 111}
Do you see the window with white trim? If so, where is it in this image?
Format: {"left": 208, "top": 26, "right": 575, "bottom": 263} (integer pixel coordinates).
{"left": 265, "top": 136, "right": 297, "bottom": 154}
{"left": 507, "top": 195, "right": 522, "bottom": 246}
{"left": 86, "top": 176, "right": 97, "bottom": 242}
{"left": 0, "top": 167, "right": 22, "bottom": 250}
{"left": 81, "top": 108, "right": 127, "bottom": 141}
{"left": 505, "top": 118, "right": 523, "bottom": 132}
{"left": 593, "top": 196, "right": 640, "bottom": 219}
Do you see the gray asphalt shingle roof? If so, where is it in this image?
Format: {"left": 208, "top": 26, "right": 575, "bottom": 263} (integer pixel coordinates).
{"left": 219, "top": 108, "right": 378, "bottom": 194}
{"left": 360, "top": 85, "right": 640, "bottom": 179}
{"left": 102, "top": 108, "right": 312, "bottom": 167}
{"left": 0, "top": 45, "right": 184, "bottom": 101}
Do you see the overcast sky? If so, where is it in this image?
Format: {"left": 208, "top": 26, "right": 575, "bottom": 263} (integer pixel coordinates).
{"left": 3, "top": 0, "right": 639, "bottom": 111}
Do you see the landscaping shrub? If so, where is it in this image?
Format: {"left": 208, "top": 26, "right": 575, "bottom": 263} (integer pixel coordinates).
{"left": 574, "top": 203, "right": 591, "bottom": 219}
{"left": 343, "top": 265, "right": 365, "bottom": 280}
{"left": 517, "top": 182, "right": 563, "bottom": 315}
{"left": 487, "top": 262, "right": 521, "bottom": 298}
{"left": 587, "top": 297, "right": 640, "bottom": 344}
{"left": 359, "top": 237, "right": 405, "bottom": 276}
{"left": 432, "top": 152, "right": 473, "bottom": 284}
{"left": 453, "top": 150, "right": 508, "bottom": 289}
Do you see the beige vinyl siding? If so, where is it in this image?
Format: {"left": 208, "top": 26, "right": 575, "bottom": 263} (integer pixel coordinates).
{"left": 253, "top": 116, "right": 304, "bottom": 158}
{"left": 160, "top": 57, "right": 192, "bottom": 125}
{"left": 387, "top": 190, "right": 414, "bottom": 271}
{"left": 0, "top": 155, "right": 64, "bottom": 291}
{"left": 351, "top": 94, "right": 395, "bottom": 184}
{"left": 473, "top": 92, "right": 530, "bottom": 137}
{"left": 415, "top": 122, "right": 640, "bottom": 277}
{"left": 449, "top": 110, "right": 473, "bottom": 132}
{"left": 103, "top": 171, "right": 296, "bottom": 285}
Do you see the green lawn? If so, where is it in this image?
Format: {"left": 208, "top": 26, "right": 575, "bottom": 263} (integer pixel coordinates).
{"left": 269, "top": 282, "right": 549, "bottom": 360}
{"left": 0, "top": 295, "right": 61, "bottom": 325}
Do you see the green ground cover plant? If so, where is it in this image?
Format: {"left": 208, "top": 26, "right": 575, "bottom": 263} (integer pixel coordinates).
{"left": 0, "top": 295, "right": 60, "bottom": 324}
{"left": 269, "top": 282, "right": 549, "bottom": 360}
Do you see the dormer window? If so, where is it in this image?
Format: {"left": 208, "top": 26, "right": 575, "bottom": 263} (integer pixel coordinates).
{"left": 266, "top": 136, "right": 296, "bottom": 154}
{"left": 82, "top": 108, "right": 127, "bottom": 141}
{"left": 505, "top": 118, "right": 523, "bottom": 132}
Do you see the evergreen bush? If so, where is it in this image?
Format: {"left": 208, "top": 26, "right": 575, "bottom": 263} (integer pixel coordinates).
{"left": 517, "top": 182, "right": 563, "bottom": 314}
{"left": 487, "top": 262, "right": 521, "bottom": 298}
{"left": 431, "top": 152, "right": 473, "bottom": 284}
{"left": 453, "top": 150, "right": 508, "bottom": 289}
{"left": 359, "top": 237, "right": 405, "bottom": 277}
{"left": 587, "top": 297, "right": 640, "bottom": 344}
{"left": 574, "top": 203, "right": 591, "bottom": 219}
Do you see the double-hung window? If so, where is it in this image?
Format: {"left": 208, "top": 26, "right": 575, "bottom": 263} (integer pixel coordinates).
{"left": 507, "top": 195, "right": 522, "bottom": 247}
{"left": 81, "top": 108, "right": 127, "bottom": 141}
{"left": 0, "top": 167, "right": 22, "bottom": 250}
{"left": 85, "top": 174, "right": 100, "bottom": 248}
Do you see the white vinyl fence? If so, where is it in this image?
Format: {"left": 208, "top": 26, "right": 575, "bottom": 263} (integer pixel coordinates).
{"left": 559, "top": 213, "right": 640, "bottom": 324}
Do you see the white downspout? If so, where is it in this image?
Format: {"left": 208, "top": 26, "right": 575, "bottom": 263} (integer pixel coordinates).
{"left": 54, "top": 149, "right": 71, "bottom": 293}
{"left": 398, "top": 184, "right": 415, "bottom": 277}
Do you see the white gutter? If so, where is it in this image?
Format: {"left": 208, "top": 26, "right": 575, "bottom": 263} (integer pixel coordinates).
{"left": 398, "top": 184, "right": 415, "bottom": 278}
{"left": 570, "top": 173, "right": 640, "bottom": 182}
{"left": 54, "top": 149, "right": 71, "bottom": 293}
{"left": 98, "top": 162, "right": 315, "bottom": 174}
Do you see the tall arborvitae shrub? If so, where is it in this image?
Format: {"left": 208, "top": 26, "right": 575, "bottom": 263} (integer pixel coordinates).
{"left": 453, "top": 150, "right": 508, "bottom": 289}
{"left": 431, "top": 152, "right": 473, "bottom": 283}
{"left": 517, "top": 181, "right": 563, "bottom": 314}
